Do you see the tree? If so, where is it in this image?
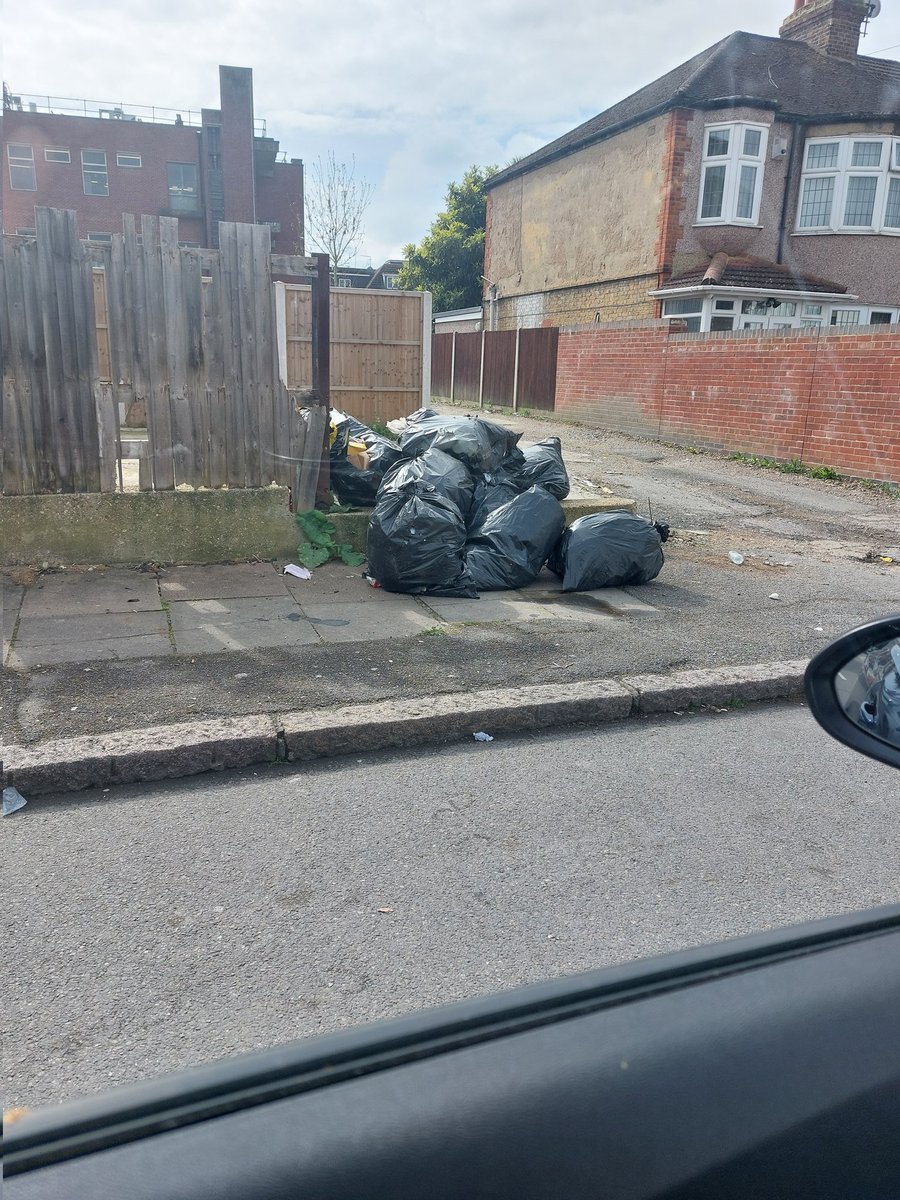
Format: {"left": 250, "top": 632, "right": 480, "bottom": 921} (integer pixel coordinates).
{"left": 304, "top": 152, "right": 375, "bottom": 282}
{"left": 397, "top": 165, "right": 498, "bottom": 312}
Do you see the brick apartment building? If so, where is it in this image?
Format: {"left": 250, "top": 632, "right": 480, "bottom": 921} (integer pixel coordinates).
{"left": 1, "top": 65, "right": 303, "bottom": 253}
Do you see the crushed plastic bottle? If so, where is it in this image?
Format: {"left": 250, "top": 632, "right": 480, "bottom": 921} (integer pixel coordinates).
{"left": 473, "top": 731, "right": 494, "bottom": 743}
{"left": 728, "top": 551, "right": 745, "bottom": 565}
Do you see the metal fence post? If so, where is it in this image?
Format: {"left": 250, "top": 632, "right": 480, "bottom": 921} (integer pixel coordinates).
{"left": 449, "top": 332, "right": 457, "bottom": 404}
{"left": 478, "top": 329, "right": 486, "bottom": 408}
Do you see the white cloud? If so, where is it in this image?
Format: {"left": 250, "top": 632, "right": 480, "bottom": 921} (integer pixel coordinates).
{"left": 7, "top": 0, "right": 900, "bottom": 262}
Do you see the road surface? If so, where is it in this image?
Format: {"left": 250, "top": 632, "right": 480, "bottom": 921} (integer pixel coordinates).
{"left": 4, "top": 702, "right": 898, "bottom": 1108}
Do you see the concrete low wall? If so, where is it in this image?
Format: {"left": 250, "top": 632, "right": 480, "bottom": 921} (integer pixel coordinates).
{"left": 2, "top": 489, "right": 638, "bottom": 567}
{"left": 1, "top": 488, "right": 301, "bottom": 567}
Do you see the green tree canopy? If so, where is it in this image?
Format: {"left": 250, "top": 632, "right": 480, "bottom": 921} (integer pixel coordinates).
{"left": 397, "top": 165, "right": 498, "bottom": 312}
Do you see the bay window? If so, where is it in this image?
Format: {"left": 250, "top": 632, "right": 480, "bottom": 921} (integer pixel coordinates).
{"left": 697, "top": 123, "right": 768, "bottom": 225}
{"left": 797, "top": 136, "right": 900, "bottom": 233}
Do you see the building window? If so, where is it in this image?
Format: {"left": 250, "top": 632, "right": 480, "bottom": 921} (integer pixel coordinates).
{"left": 697, "top": 123, "right": 768, "bottom": 224}
{"left": 337, "top": 277, "right": 353, "bottom": 288}
{"left": 178, "top": 241, "right": 201, "bottom": 248}
{"left": 15, "top": 227, "right": 36, "bottom": 237}
{"left": 44, "top": 147, "right": 71, "bottom": 163}
{"left": 87, "top": 232, "right": 113, "bottom": 242}
{"left": 8, "top": 143, "right": 36, "bottom": 190}
{"left": 82, "top": 149, "right": 109, "bottom": 196}
{"left": 116, "top": 153, "right": 142, "bottom": 168}
{"left": 870, "top": 310, "right": 895, "bottom": 324}
{"left": 797, "top": 137, "right": 900, "bottom": 233}
{"left": 382, "top": 273, "right": 398, "bottom": 289}
{"left": 830, "top": 308, "right": 862, "bottom": 327}
{"left": 661, "top": 296, "right": 703, "bottom": 331}
{"left": 167, "top": 162, "right": 199, "bottom": 213}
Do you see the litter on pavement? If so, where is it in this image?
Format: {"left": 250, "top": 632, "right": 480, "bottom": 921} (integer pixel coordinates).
{"left": 283, "top": 563, "right": 312, "bottom": 580}
{"left": 473, "top": 731, "right": 494, "bottom": 742}
{"left": 325, "top": 406, "right": 669, "bottom": 599}
{"left": 2, "top": 787, "right": 27, "bottom": 816}
{"left": 729, "top": 551, "right": 745, "bottom": 565}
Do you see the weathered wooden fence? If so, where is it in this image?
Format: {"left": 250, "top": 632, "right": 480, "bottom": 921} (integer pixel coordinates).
{"left": 2, "top": 208, "right": 430, "bottom": 499}
{"left": 431, "top": 327, "right": 558, "bottom": 411}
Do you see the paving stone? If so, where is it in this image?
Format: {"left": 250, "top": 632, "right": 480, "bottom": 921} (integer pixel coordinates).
{"left": 18, "top": 571, "right": 161, "bottom": 618}
{"left": 298, "top": 601, "right": 439, "bottom": 643}
{"left": 420, "top": 596, "right": 618, "bottom": 625}
{"left": 12, "top": 635, "right": 173, "bottom": 668}
{"left": 172, "top": 615, "right": 321, "bottom": 654}
{"left": 167, "top": 596, "right": 302, "bottom": 629}
{"left": 159, "top": 563, "right": 285, "bottom": 601}
{"left": 15, "top": 611, "right": 169, "bottom": 647}
{"left": 283, "top": 562, "right": 413, "bottom": 605}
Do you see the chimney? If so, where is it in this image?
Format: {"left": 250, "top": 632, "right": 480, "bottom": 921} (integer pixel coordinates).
{"left": 779, "top": 0, "right": 870, "bottom": 58}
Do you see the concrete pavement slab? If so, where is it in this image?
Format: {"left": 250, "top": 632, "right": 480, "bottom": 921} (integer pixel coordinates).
{"left": 172, "top": 614, "right": 321, "bottom": 655}
{"left": 421, "top": 596, "right": 620, "bottom": 625}
{"left": 14, "top": 610, "right": 169, "bottom": 648}
{"left": 281, "top": 560, "right": 392, "bottom": 605}
{"left": 3, "top": 584, "right": 23, "bottom": 642}
{"left": 13, "top": 635, "right": 173, "bottom": 668}
{"left": 18, "top": 570, "right": 161, "bottom": 618}
{"left": 167, "top": 596, "right": 302, "bottom": 628}
{"left": 159, "top": 563, "right": 285, "bottom": 601}
{"left": 298, "top": 600, "right": 439, "bottom": 642}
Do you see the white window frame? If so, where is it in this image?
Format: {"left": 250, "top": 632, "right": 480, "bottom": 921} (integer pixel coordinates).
{"left": 696, "top": 122, "right": 769, "bottom": 226}
{"left": 7, "top": 143, "right": 36, "bottom": 190}
{"left": 87, "top": 232, "right": 113, "bottom": 243}
{"left": 44, "top": 147, "right": 71, "bottom": 163}
{"left": 797, "top": 136, "right": 900, "bottom": 234}
{"left": 81, "top": 149, "right": 109, "bottom": 196}
{"left": 116, "top": 153, "right": 142, "bottom": 168}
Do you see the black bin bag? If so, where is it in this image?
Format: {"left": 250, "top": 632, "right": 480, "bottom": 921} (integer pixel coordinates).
{"left": 367, "top": 480, "right": 478, "bottom": 598}
{"left": 514, "top": 436, "right": 570, "bottom": 500}
{"left": 399, "top": 415, "right": 520, "bottom": 475}
{"left": 549, "top": 511, "right": 664, "bottom": 592}
{"left": 466, "top": 476, "right": 521, "bottom": 533}
{"left": 466, "top": 486, "right": 566, "bottom": 592}
{"left": 379, "top": 447, "right": 475, "bottom": 519}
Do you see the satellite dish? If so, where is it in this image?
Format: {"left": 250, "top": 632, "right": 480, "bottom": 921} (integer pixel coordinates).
{"left": 865, "top": 0, "right": 881, "bottom": 18}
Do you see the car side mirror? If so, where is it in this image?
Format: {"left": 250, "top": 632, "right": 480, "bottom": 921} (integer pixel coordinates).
{"left": 805, "top": 615, "right": 900, "bottom": 770}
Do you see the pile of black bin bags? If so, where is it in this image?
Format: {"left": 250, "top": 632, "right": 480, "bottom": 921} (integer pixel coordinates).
{"left": 330, "top": 407, "right": 667, "bottom": 598}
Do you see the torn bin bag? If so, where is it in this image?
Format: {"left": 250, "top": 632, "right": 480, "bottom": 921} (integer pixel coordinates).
{"left": 549, "top": 511, "right": 664, "bottom": 592}
{"left": 367, "top": 480, "right": 478, "bottom": 598}
{"left": 513, "top": 437, "right": 570, "bottom": 500}
{"left": 466, "top": 486, "right": 566, "bottom": 591}
{"left": 399, "top": 415, "right": 519, "bottom": 475}
{"left": 379, "top": 446, "right": 475, "bottom": 519}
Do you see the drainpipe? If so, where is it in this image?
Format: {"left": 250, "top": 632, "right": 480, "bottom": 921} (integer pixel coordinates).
{"left": 777, "top": 121, "right": 803, "bottom": 264}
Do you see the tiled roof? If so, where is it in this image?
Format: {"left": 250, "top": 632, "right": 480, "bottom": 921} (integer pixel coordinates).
{"left": 488, "top": 31, "right": 900, "bottom": 188}
{"left": 657, "top": 255, "right": 849, "bottom": 295}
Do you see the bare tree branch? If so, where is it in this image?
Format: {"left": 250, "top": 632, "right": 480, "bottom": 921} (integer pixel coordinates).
{"left": 304, "top": 152, "right": 375, "bottom": 282}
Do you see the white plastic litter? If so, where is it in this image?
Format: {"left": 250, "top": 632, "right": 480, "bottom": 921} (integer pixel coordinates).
{"left": 769, "top": 593, "right": 781, "bottom": 600}
{"left": 728, "top": 552, "right": 744, "bottom": 565}
{"left": 473, "top": 731, "right": 494, "bottom": 743}
{"left": 2, "top": 787, "right": 27, "bottom": 816}
{"left": 283, "top": 563, "right": 312, "bottom": 580}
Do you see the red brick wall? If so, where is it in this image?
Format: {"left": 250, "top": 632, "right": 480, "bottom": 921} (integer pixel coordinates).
{"left": 2, "top": 111, "right": 205, "bottom": 243}
{"left": 555, "top": 323, "right": 900, "bottom": 483}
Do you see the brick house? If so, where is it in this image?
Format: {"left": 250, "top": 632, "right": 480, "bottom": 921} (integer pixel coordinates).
{"left": 484, "top": 0, "right": 900, "bottom": 332}
{"left": 1, "top": 66, "right": 303, "bottom": 253}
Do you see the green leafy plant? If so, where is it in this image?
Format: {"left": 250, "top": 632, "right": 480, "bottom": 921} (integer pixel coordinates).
{"left": 295, "top": 510, "right": 365, "bottom": 568}
{"left": 370, "top": 416, "right": 398, "bottom": 442}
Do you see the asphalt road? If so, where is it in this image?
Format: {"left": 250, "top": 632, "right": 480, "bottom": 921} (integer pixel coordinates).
{"left": 5, "top": 702, "right": 899, "bottom": 1109}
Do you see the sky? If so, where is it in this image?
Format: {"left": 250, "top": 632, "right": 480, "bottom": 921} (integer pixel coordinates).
{"left": 6, "top": 0, "right": 900, "bottom": 265}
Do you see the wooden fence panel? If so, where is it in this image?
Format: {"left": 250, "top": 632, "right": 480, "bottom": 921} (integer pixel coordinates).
{"left": 517, "top": 327, "right": 558, "bottom": 411}
{"left": 431, "top": 331, "right": 452, "bottom": 397}
{"left": 482, "top": 329, "right": 517, "bottom": 408}
{"left": 1, "top": 211, "right": 334, "bottom": 504}
{"left": 283, "top": 285, "right": 426, "bottom": 424}
{"left": 451, "top": 331, "right": 483, "bottom": 406}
